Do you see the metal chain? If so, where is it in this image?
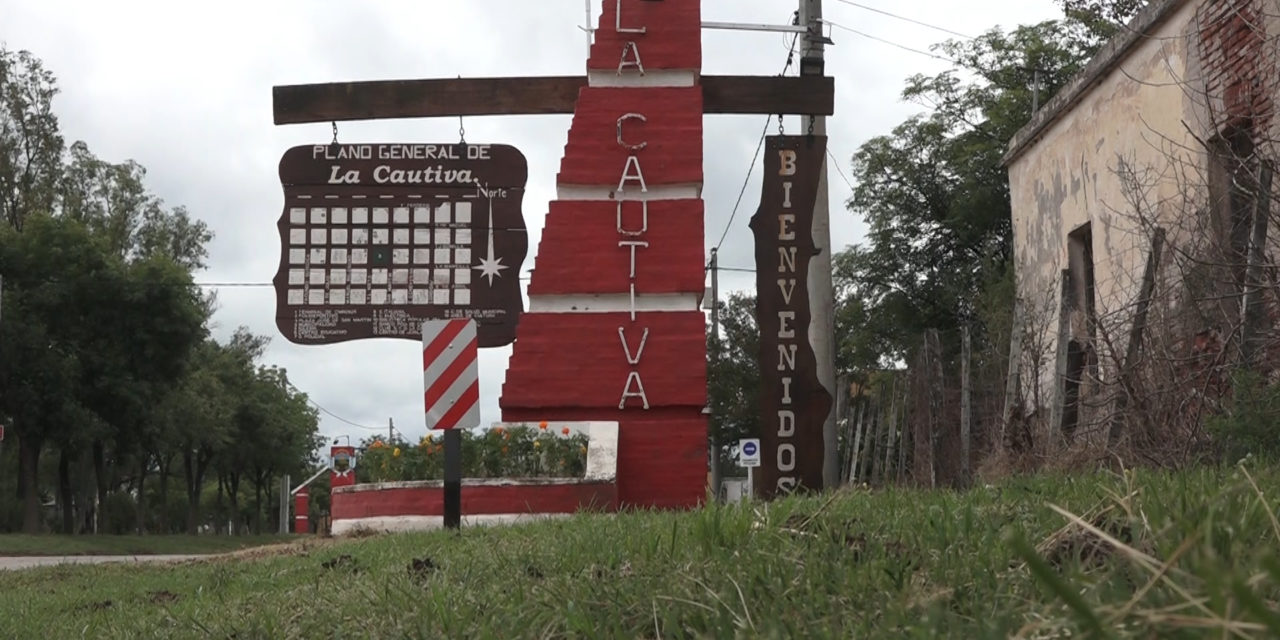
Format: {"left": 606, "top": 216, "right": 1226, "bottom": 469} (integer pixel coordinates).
{"left": 331, "top": 121, "right": 339, "bottom": 145}
{"left": 777, "top": 114, "right": 785, "bottom": 136}
{"left": 808, "top": 115, "right": 816, "bottom": 136}
{"left": 458, "top": 115, "right": 466, "bottom": 144}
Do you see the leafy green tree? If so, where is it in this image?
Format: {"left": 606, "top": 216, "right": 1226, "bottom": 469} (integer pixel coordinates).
{"left": 0, "top": 48, "right": 63, "bottom": 232}
{"left": 707, "top": 294, "right": 762, "bottom": 479}
{"left": 838, "top": 20, "right": 1110, "bottom": 368}
{"left": 1058, "top": 0, "right": 1148, "bottom": 37}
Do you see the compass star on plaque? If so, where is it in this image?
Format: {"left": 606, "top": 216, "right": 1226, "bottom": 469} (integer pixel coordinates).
{"left": 473, "top": 186, "right": 508, "bottom": 286}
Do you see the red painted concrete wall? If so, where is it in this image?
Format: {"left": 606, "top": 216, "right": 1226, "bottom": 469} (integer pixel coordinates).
{"left": 501, "top": 0, "right": 707, "bottom": 510}
{"left": 588, "top": 0, "right": 701, "bottom": 71}
{"left": 528, "top": 200, "right": 705, "bottom": 295}
{"left": 331, "top": 481, "right": 618, "bottom": 520}
{"left": 558, "top": 89, "right": 704, "bottom": 187}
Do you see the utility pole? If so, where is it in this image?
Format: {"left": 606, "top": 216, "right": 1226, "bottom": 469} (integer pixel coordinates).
{"left": 708, "top": 249, "right": 721, "bottom": 502}
{"left": 799, "top": 0, "right": 840, "bottom": 490}
{"left": 388, "top": 417, "right": 395, "bottom": 443}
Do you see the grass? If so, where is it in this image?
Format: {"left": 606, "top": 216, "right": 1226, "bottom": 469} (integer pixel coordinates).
{"left": 2, "top": 463, "right": 1279, "bottom": 638}
{"left": 0, "top": 534, "right": 296, "bottom": 557}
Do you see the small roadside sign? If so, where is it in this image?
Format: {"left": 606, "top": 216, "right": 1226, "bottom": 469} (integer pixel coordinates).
{"left": 739, "top": 438, "right": 761, "bottom": 468}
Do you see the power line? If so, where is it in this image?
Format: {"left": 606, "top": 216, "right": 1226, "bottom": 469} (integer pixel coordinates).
{"left": 310, "top": 399, "right": 383, "bottom": 432}
{"left": 823, "top": 19, "right": 962, "bottom": 66}
{"left": 712, "top": 22, "right": 800, "bottom": 258}
{"left": 829, "top": 0, "right": 974, "bottom": 40}
{"left": 826, "top": 147, "right": 856, "bottom": 195}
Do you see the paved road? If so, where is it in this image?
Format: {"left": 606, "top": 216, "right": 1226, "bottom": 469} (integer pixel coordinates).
{"left": 0, "top": 554, "right": 205, "bottom": 571}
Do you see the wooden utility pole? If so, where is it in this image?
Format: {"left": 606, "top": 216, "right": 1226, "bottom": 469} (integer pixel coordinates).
{"left": 800, "top": 0, "right": 839, "bottom": 490}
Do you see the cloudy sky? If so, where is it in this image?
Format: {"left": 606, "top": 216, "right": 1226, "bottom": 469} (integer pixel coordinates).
{"left": 4, "top": 0, "right": 1061, "bottom": 446}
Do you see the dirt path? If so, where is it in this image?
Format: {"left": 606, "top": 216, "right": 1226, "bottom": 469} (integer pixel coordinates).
{"left": 0, "top": 554, "right": 205, "bottom": 571}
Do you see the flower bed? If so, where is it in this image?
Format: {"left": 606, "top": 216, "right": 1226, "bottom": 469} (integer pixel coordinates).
{"left": 331, "top": 422, "right": 619, "bottom": 534}
{"left": 357, "top": 423, "right": 589, "bottom": 483}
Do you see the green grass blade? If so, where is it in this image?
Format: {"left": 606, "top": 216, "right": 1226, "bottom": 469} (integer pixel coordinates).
{"left": 1009, "top": 532, "right": 1109, "bottom": 638}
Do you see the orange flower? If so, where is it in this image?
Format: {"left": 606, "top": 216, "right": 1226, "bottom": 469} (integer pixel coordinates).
{"left": 539, "top": 421, "right": 549, "bottom": 430}
{"left": 495, "top": 426, "right": 505, "bottom": 435}
{"left": 561, "top": 427, "right": 571, "bottom": 436}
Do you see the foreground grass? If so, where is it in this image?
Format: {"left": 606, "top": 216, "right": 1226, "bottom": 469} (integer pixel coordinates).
{"left": 0, "top": 534, "right": 296, "bottom": 557}
{"left": 2, "top": 465, "right": 1279, "bottom": 638}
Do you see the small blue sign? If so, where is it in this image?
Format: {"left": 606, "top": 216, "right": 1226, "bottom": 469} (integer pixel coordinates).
{"left": 743, "top": 441, "right": 758, "bottom": 457}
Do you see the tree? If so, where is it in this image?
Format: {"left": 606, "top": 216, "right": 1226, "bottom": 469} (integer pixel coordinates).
{"left": 707, "top": 293, "right": 762, "bottom": 479}
{"left": 838, "top": 19, "right": 1111, "bottom": 369}
{"left": 1058, "top": 0, "right": 1148, "bottom": 37}
{"left": 0, "top": 48, "right": 63, "bottom": 232}
{"left": 59, "top": 141, "right": 211, "bottom": 270}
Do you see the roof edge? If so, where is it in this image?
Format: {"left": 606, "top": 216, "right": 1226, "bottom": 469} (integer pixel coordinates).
{"left": 1002, "top": 0, "right": 1190, "bottom": 167}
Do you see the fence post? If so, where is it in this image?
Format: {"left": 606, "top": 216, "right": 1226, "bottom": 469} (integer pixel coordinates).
{"left": 924, "top": 329, "right": 944, "bottom": 489}
{"left": 1109, "top": 227, "right": 1166, "bottom": 445}
{"left": 1000, "top": 299, "right": 1024, "bottom": 452}
{"left": 1050, "top": 270, "right": 1071, "bottom": 440}
{"left": 961, "top": 325, "right": 972, "bottom": 486}
{"left": 898, "top": 372, "right": 912, "bottom": 483}
{"left": 883, "top": 375, "right": 899, "bottom": 484}
{"left": 849, "top": 398, "right": 866, "bottom": 484}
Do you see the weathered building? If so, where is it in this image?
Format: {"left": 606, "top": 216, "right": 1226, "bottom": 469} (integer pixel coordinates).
{"left": 1005, "top": 0, "right": 1278, "bottom": 447}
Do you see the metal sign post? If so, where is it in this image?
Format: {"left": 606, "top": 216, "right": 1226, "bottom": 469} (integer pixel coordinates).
{"left": 423, "top": 319, "right": 480, "bottom": 530}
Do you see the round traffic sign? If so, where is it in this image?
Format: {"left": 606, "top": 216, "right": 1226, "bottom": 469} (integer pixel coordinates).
{"left": 742, "top": 441, "right": 758, "bottom": 457}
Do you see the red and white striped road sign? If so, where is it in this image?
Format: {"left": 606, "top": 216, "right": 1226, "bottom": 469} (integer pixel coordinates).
{"left": 423, "top": 319, "right": 480, "bottom": 430}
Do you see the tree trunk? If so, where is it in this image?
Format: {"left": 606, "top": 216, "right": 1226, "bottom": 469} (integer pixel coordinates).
{"left": 229, "top": 473, "right": 241, "bottom": 536}
{"left": 135, "top": 455, "right": 149, "bottom": 534}
{"left": 18, "top": 431, "right": 43, "bottom": 534}
{"left": 158, "top": 454, "right": 171, "bottom": 533}
{"left": 253, "top": 477, "right": 265, "bottom": 535}
{"left": 58, "top": 448, "right": 74, "bottom": 535}
{"left": 183, "top": 450, "right": 203, "bottom": 535}
{"left": 92, "top": 440, "right": 107, "bottom": 534}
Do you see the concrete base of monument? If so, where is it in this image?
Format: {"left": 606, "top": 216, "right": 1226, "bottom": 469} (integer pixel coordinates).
{"left": 330, "top": 422, "right": 619, "bottom": 536}
{"left": 332, "top": 513, "right": 572, "bottom": 535}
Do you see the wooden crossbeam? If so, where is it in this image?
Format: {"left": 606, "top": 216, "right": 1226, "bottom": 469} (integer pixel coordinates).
{"left": 273, "top": 75, "right": 834, "bottom": 125}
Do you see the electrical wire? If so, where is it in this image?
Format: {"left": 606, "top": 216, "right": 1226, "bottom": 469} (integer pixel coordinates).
{"left": 822, "top": 18, "right": 963, "bottom": 66}
{"left": 830, "top": 0, "right": 974, "bottom": 40}
{"left": 711, "top": 22, "right": 801, "bottom": 260}
{"left": 312, "top": 402, "right": 383, "bottom": 432}
{"left": 827, "top": 148, "right": 857, "bottom": 195}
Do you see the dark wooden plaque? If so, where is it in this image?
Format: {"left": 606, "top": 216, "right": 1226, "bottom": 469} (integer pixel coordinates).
{"left": 273, "top": 143, "right": 528, "bottom": 347}
{"left": 750, "top": 136, "right": 833, "bottom": 499}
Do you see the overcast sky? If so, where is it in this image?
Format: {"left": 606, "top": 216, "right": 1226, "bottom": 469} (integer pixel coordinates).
{"left": 3, "top": 0, "right": 1062, "bottom": 446}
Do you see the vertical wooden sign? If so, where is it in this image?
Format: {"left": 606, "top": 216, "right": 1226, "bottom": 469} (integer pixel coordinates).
{"left": 751, "top": 136, "right": 833, "bottom": 498}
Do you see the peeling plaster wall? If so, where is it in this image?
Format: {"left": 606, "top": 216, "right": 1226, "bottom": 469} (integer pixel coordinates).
{"left": 1008, "top": 0, "right": 1206, "bottom": 409}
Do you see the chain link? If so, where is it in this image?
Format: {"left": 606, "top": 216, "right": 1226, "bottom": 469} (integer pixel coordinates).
{"left": 808, "top": 115, "right": 816, "bottom": 136}
{"left": 459, "top": 115, "right": 466, "bottom": 144}
{"left": 777, "top": 114, "right": 785, "bottom": 136}
{"left": 331, "top": 121, "right": 339, "bottom": 145}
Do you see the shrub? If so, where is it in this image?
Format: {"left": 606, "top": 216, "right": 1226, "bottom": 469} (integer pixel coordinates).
{"left": 1207, "top": 370, "right": 1280, "bottom": 462}
{"left": 356, "top": 425, "right": 589, "bottom": 484}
